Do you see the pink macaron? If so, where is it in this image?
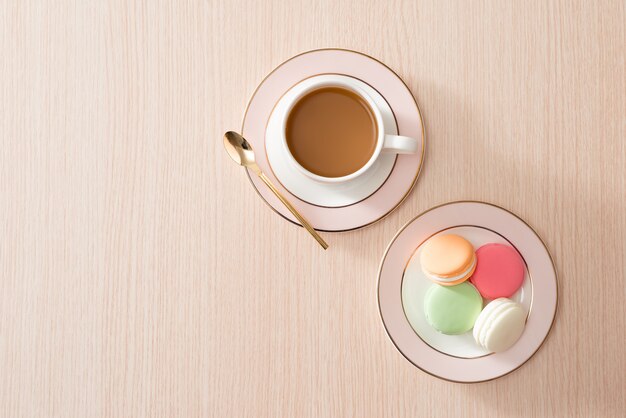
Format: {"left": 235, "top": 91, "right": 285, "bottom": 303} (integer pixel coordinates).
{"left": 470, "top": 243, "right": 525, "bottom": 299}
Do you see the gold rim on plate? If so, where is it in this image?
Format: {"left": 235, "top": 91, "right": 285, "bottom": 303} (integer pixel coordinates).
{"left": 377, "top": 200, "right": 559, "bottom": 383}
{"left": 240, "top": 47, "right": 426, "bottom": 233}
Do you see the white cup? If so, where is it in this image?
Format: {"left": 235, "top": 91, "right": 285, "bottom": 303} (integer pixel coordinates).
{"left": 278, "top": 76, "right": 418, "bottom": 183}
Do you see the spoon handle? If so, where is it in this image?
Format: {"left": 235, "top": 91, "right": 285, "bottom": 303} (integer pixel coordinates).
{"left": 257, "top": 172, "right": 328, "bottom": 250}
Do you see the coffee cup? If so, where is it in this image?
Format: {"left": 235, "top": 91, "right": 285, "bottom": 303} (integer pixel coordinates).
{"left": 277, "top": 75, "right": 418, "bottom": 184}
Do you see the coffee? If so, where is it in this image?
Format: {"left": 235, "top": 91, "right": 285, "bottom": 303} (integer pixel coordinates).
{"left": 285, "top": 87, "right": 378, "bottom": 178}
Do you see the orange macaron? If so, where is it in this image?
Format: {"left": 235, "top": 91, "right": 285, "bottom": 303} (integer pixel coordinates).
{"left": 419, "top": 234, "right": 476, "bottom": 286}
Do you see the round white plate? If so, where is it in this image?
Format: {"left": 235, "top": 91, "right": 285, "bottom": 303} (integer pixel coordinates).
{"left": 266, "top": 75, "right": 397, "bottom": 208}
{"left": 241, "top": 48, "right": 425, "bottom": 232}
{"left": 378, "top": 201, "right": 558, "bottom": 383}
{"left": 402, "top": 226, "right": 532, "bottom": 358}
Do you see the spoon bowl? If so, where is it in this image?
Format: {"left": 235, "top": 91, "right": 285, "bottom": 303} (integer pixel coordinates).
{"left": 224, "top": 131, "right": 257, "bottom": 168}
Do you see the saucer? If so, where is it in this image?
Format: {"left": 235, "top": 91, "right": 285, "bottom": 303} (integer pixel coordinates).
{"left": 378, "top": 201, "right": 558, "bottom": 383}
{"left": 241, "top": 48, "right": 425, "bottom": 231}
{"left": 402, "top": 226, "right": 532, "bottom": 359}
{"left": 266, "top": 75, "right": 397, "bottom": 208}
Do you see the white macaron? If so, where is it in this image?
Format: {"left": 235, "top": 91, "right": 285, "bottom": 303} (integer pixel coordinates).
{"left": 473, "top": 298, "right": 526, "bottom": 353}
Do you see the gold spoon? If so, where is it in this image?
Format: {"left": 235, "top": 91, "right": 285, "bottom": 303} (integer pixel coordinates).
{"left": 223, "top": 131, "right": 328, "bottom": 250}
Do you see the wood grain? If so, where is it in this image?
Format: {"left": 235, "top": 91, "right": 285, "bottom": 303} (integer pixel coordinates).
{"left": 1, "top": 1, "right": 625, "bottom": 417}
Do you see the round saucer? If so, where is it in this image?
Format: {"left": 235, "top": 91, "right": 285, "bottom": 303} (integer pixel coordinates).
{"left": 378, "top": 201, "right": 558, "bottom": 383}
{"left": 241, "top": 48, "right": 425, "bottom": 231}
{"left": 266, "top": 74, "right": 397, "bottom": 208}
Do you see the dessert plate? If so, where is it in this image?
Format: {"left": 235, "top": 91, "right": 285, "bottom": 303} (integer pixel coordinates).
{"left": 378, "top": 201, "right": 558, "bottom": 382}
{"left": 266, "top": 75, "right": 397, "bottom": 207}
{"left": 402, "top": 226, "right": 532, "bottom": 359}
{"left": 241, "top": 48, "right": 425, "bottom": 231}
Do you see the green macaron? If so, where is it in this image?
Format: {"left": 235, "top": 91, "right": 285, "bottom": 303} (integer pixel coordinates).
{"left": 424, "top": 282, "right": 483, "bottom": 335}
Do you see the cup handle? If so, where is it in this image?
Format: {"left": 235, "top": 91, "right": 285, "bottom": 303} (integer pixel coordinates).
{"left": 382, "top": 134, "right": 419, "bottom": 154}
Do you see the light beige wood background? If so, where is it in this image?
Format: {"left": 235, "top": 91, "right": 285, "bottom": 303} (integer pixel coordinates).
{"left": 1, "top": 1, "right": 625, "bottom": 417}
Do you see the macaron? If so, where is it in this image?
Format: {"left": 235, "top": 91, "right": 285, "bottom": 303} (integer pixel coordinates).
{"left": 423, "top": 282, "right": 483, "bottom": 335}
{"left": 470, "top": 243, "right": 525, "bottom": 299}
{"left": 420, "top": 234, "right": 476, "bottom": 286}
{"left": 473, "top": 298, "right": 526, "bottom": 352}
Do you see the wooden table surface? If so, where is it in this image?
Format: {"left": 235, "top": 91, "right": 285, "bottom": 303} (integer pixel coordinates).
{"left": 1, "top": 1, "right": 625, "bottom": 417}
